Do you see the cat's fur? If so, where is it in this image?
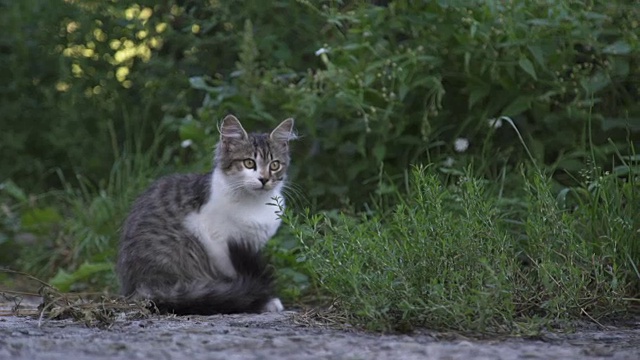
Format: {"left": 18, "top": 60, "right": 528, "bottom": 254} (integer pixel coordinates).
{"left": 116, "top": 115, "right": 295, "bottom": 315}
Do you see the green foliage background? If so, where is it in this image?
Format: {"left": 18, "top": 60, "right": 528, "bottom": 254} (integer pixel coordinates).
{"left": 1, "top": 0, "right": 639, "bottom": 331}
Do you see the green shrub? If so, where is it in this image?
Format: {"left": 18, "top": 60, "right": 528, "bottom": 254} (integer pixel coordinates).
{"left": 2, "top": 0, "right": 639, "bottom": 318}
{"left": 285, "top": 166, "right": 639, "bottom": 332}
{"left": 190, "top": 0, "right": 640, "bottom": 208}
{"left": 0, "top": 139, "right": 165, "bottom": 291}
{"left": 0, "top": 0, "right": 323, "bottom": 191}
{"left": 0, "top": 0, "right": 324, "bottom": 285}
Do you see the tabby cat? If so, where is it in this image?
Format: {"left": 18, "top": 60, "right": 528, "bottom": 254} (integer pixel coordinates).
{"left": 116, "top": 115, "right": 295, "bottom": 314}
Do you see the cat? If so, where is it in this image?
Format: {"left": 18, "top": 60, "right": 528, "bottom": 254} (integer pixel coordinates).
{"left": 116, "top": 115, "right": 296, "bottom": 315}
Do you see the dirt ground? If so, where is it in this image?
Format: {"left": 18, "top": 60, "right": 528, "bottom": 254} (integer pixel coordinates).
{"left": 1, "top": 299, "right": 639, "bottom": 360}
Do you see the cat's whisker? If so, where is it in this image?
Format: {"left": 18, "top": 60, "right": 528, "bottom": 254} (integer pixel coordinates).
{"left": 227, "top": 182, "right": 247, "bottom": 195}
{"left": 282, "top": 184, "right": 304, "bottom": 200}
{"left": 282, "top": 182, "right": 308, "bottom": 208}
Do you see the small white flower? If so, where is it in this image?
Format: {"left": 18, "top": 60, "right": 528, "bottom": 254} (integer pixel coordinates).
{"left": 443, "top": 157, "right": 455, "bottom": 167}
{"left": 315, "top": 47, "right": 328, "bottom": 56}
{"left": 487, "top": 117, "right": 503, "bottom": 129}
{"left": 181, "top": 139, "right": 193, "bottom": 148}
{"left": 454, "top": 137, "right": 469, "bottom": 152}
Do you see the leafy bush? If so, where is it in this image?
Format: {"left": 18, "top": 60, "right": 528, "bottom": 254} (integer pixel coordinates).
{"left": 188, "top": 0, "right": 639, "bottom": 208}
{"left": 0, "top": 0, "right": 324, "bottom": 288}
{"left": 285, "top": 166, "right": 639, "bottom": 332}
{"left": 0, "top": 147, "right": 163, "bottom": 292}
{"left": 0, "top": 0, "right": 323, "bottom": 191}
{"left": 1, "top": 0, "right": 639, "bottom": 327}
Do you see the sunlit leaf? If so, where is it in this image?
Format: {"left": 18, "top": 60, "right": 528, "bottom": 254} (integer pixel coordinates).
{"left": 179, "top": 121, "right": 206, "bottom": 142}
{"left": 601, "top": 118, "right": 640, "bottom": 131}
{"left": 49, "top": 262, "right": 113, "bottom": 292}
{"left": 0, "top": 180, "right": 28, "bottom": 202}
{"left": 602, "top": 40, "right": 631, "bottom": 55}
{"left": 581, "top": 71, "right": 611, "bottom": 94}
{"left": 21, "top": 207, "right": 62, "bottom": 231}
{"left": 518, "top": 58, "right": 537, "bottom": 80}
{"left": 373, "top": 143, "right": 386, "bottom": 162}
{"left": 527, "top": 45, "right": 545, "bottom": 66}
{"left": 189, "top": 76, "right": 216, "bottom": 92}
{"left": 502, "top": 96, "right": 532, "bottom": 117}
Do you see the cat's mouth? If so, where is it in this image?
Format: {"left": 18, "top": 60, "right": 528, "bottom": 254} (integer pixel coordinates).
{"left": 250, "top": 184, "right": 272, "bottom": 192}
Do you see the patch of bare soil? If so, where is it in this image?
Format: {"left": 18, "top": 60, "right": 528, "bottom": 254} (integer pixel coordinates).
{"left": 0, "top": 294, "right": 639, "bottom": 360}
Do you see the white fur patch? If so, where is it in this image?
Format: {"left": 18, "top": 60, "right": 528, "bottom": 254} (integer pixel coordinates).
{"left": 184, "top": 170, "right": 284, "bottom": 276}
{"left": 263, "top": 298, "right": 284, "bottom": 312}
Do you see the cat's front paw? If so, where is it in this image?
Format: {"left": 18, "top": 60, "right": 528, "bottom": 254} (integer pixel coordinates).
{"left": 263, "top": 297, "right": 284, "bottom": 312}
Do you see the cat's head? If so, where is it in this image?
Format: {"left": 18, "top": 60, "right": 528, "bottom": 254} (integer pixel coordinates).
{"left": 214, "top": 115, "right": 296, "bottom": 195}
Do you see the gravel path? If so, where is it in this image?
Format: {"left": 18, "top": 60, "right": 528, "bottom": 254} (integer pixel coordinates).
{"left": 1, "top": 310, "right": 639, "bottom": 360}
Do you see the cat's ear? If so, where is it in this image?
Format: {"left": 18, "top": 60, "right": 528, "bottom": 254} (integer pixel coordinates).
{"left": 219, "top": 115, "right": 248, "bottom": 140}
{"left": 270, "top": 118, "right": 297, "bottom": 145}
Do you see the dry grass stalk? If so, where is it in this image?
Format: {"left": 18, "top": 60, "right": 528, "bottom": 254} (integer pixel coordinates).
{"left": 1, "top": 268, "right": 156, "bottom": 328}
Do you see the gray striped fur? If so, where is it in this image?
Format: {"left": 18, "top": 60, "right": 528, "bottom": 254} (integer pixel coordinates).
{"left": 116, "top": 115, "right": 295, "bottom": 314}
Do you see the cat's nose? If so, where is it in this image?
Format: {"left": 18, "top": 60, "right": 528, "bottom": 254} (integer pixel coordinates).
{"left": 258, "top": 177, "right": 268, "bottom": 185}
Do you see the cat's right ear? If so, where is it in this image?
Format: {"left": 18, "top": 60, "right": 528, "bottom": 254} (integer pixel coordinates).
{"left": 219, "top": 115, "right": 248, "bottom": 141}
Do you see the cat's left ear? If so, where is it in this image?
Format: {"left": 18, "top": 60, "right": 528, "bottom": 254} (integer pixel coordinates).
{"left": 270, "top": 118, "right": 297, "bottom": 145}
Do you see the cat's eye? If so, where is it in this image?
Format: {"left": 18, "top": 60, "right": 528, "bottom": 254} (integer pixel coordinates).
{"left": 269, "top": 161, "right": 281, "bottom": 171}
{"left": 243, "top": 159, "right": 256, "bottom": 169}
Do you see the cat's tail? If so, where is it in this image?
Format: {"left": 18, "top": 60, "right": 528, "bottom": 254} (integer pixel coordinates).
{"left": 150, "top": 240, "right": 277, "bottom": 315}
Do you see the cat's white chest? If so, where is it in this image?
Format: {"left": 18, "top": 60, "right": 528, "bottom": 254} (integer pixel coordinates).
{"left": 202, "top": 193, "right": 282, "bottom": 244}
{"left": 184, "top": 179, "right": 283, "bottom": 276}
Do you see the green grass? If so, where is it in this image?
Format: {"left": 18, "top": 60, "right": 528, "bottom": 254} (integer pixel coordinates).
{"left": 3, "top": 130, "right": 638, "bottom": 334}
{"left": 0, "top": 123, "right": 169, "bottom": 292}
{"left": 2, "top": 108, "right": 637, "bottom": 335}
{"left": 2, "top": 137, "right": 638, "bottom": 334}
{"left": 283, "top": 165, "right": 640, "bottom": 333}
{"left": 6, "top": 164, "right": 144, "bottom": 292}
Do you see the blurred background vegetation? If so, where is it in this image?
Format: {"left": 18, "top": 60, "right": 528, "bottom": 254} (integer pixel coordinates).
{"left": 1, "top": 0, "right": 639, "bottom": 329}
